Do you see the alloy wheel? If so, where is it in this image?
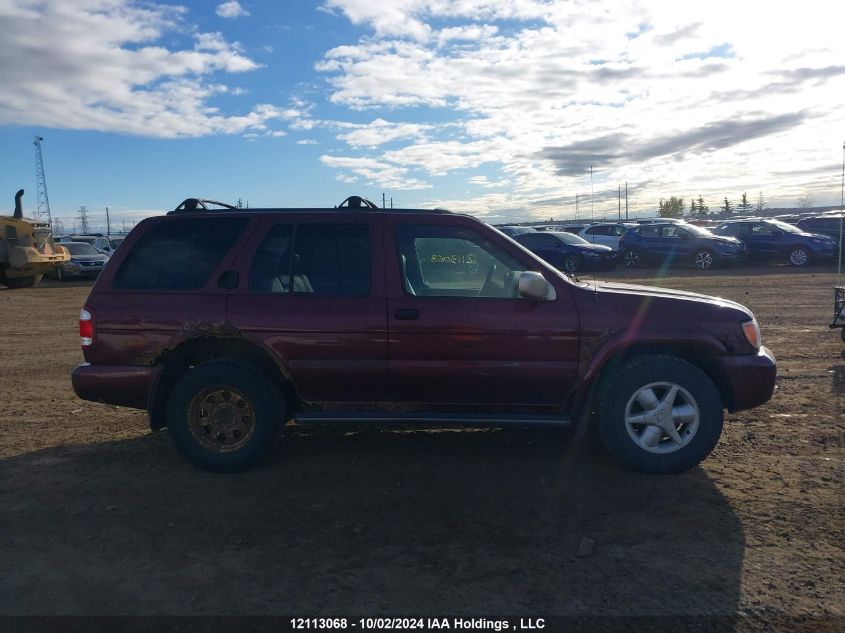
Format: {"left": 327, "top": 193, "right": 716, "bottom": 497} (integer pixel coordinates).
{"left": 624, "top": 381, "right": 700, "bottom": 454}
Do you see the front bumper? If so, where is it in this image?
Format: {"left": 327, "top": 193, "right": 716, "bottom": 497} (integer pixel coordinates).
{"left": 61, "top": 262, "right": 105, "bottom": 277}
{"left": 718, "top": 346, "right": 777, "bottom": 412}
{"left": 72, "top": 363, "right": 161, "bottom": 410}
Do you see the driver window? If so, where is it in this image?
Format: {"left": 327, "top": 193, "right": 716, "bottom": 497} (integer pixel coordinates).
{"left": 397, "top": 224, "right": 527, "bottom": 299}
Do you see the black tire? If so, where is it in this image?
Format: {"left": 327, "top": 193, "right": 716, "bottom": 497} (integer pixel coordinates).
{"left": 595, "top": 355, "right": 724, "bottom": 474}
{"left": 56, "top": 266, "right": 64, "bottom": 281}
{"left": 840, "top": 328, "right": 845, "bottom": 345}
{"left": 563, "top": 254, "right": 582, "bottom": 273}
{"left": 788, "top": 246, "right": 809, "bottom": 267}
{"left": 2, "top": 274, "right": 43, "bottom": 289}
{"left": 166, "top": 359, "right": 286, "bottom": 472}
{"left": 693, "top": 248, "right": 714, "bottom": 270}
{"left": 622, "top": 248, "right": 640, "bottom": 268}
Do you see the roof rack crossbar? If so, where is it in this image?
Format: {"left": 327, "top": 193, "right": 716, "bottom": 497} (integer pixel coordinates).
{"left": 337, "top": 196, "right": 379, "bottom": 209}
{"left": 173, "top": 198, "right": 238, "bottom": 212}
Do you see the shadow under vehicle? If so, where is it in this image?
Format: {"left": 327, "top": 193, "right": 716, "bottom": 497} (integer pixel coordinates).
{"left": 0, "top": 428, "right": 745, "bottom": 619}
{"left": 0, "top": 189, "right": 69, "bottom": 288}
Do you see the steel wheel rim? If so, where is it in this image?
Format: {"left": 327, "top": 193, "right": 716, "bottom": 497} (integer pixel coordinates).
{"left": 695, "top": 250, "right": 712, "bottom": 269}
{"left": 790, "top": 249, "right": 808, "bottom": 266}
{"left": 188, "top": 386, "right": 256, "bottom": 453}
{"left": 624, "top": 249, "right": 638, "bottom": 267}
{"left": 624, "top": 381, "right": 700, "bottom": 454}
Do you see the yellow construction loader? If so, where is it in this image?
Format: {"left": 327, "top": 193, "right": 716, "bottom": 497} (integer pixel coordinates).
{"left": 0, "top": 189, "right": 69, "bottom": 288}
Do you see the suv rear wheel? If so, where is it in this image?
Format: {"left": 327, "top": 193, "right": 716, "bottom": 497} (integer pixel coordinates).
{"left": 596, "top": 355, "right": 723, "bottom": 474}
{"left": 166, "top": 359, "right": 286, "bottom": 472}
{"left": 788, "top": 246, "right": 809, "bottom": 267}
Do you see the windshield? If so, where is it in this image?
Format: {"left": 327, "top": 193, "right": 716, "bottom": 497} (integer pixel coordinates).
{"left": 109, "top": 238, "right": 124, "bottom": 248}
{"left": 767, "top": 220, "right": 802, "bottom": 234}
{"left": 551, "top": 231, "right": 589, "bottom": 245}
{"left": 66, "top": 242, "right": 100, "bottom": 255}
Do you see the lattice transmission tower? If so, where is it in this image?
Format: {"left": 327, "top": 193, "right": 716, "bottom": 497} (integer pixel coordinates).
{"left": 33, "top": 135, "right": 52, "bottom": 225}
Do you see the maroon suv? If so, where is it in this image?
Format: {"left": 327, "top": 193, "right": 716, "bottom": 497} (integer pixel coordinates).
{"left": 72, "top": 196, "right": 777, "bottom": 473}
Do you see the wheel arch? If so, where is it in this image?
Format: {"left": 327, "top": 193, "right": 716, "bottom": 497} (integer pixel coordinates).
{"left": 148, "top": 335, "right": 299, "bottom": 431}
{"left": 572, "top": 339, "right": 736, "bottom": 427}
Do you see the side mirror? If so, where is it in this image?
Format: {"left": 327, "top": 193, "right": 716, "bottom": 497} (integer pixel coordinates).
{"left": 518, "top": 271, "right": 556, "bottom": 301}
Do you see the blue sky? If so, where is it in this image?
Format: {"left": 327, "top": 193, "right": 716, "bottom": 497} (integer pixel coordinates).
{"left": 0, "top": 0, "right": 843, "bottom": 233}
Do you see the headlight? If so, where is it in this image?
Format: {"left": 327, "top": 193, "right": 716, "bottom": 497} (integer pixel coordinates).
{"left": 742, "top": 318, "right": 761, "bottom": 348}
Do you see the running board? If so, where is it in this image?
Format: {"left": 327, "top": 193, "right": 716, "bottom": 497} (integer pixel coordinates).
{"left": 294, "top": 411, "right": 571, "bottom": 427}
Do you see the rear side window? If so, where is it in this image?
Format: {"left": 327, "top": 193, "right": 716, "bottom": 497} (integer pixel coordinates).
{"left": 114, "top": 217, "right": 249, "bottom": 290}
{"left": 249, "top": 223, "right": 371, "bottom": 296}
{"left": 294, "top": 224, "right": 371, "bottom": 296}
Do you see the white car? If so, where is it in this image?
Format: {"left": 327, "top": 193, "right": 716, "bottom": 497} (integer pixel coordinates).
{"left": 578, "top": 223, "right": 636, "bottom": 251}
{"left": 92, "top": 236, "right": 124, "bottom": 256}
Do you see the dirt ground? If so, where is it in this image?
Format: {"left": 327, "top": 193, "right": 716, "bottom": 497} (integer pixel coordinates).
{"left": 0, "top": 265, "right": 842, "bottom": 629}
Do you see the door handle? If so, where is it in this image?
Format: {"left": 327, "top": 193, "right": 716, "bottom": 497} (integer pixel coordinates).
{"left": 393, "top": 308, "right": 420, "bottom": 320}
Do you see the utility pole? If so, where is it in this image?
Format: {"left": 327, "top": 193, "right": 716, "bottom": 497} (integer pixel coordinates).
{"left": 575, "top": 193, "right": 579, "bottom": 219}
{"left": 618, "top": 185, "right": 621, "bottom": 221}
{"left": 590, "top": 165, "right": 594, "bottom": 221}
{"left": 839, "top": 141, "right": 844, "bottom": 275}
{"left": 382, "top": 192, "right": 386, "bottom": 208}
{"left": 33, "top": 135, "right": 52, "bottom": 225}
{"left": 105, "top": 206, "right": 111, "bottom": 236}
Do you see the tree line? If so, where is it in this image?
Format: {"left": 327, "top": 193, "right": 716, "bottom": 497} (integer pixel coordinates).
{"left": 658, "top": 191, "right": 820, "bottom": 218}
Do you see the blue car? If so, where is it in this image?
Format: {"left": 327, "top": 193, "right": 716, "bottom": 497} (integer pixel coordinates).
{"left": 619, "top": 222, "right": 742, "bottom": 270}
{"left": 514, "top": 230, "right": 616, "bottom": 273}
{"left": 713, "top": 218, "right": 835, "bottom": 267}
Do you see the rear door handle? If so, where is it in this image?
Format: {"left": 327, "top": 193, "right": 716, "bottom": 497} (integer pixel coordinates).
{"left": 393, "top": 308, "right": 420, "bottom": 320}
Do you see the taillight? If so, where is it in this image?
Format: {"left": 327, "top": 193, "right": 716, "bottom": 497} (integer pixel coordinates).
{"left": 80, "top": 307, "right": 94, "bottom": 347}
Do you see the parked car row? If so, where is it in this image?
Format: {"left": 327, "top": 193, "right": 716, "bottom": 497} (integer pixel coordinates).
{"left": 497, "top": 215, "right": 841, "bottom": 273}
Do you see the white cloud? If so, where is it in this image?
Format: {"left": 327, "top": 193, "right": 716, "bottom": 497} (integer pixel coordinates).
{"left": 337, "top": 118, "right": 432, "bottom": 148}
{"left": 0, "top": 0, "right": 274, "bottom": 138}
{"left": 317, "top": 0, "right": 845, "bottom": 214}
{"left": 321, "top": 155, "right": 431, "bottom": 190}
{"left": 216, "top": 1, "right": 250, "bottom": 19}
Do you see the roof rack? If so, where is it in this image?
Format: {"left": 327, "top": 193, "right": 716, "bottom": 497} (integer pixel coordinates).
{"left": 173, "top": 198, "right": 238, "bottom": 212}
{"left": 167, "top": 195, "right": 454, "bottom": 215}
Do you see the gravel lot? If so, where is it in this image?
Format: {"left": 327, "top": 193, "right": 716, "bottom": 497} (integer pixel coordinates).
{"left": 0, "top": 266, "right": 842, "bottom": 631}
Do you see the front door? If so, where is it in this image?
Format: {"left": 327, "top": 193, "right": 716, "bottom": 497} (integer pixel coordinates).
{"left": 385, "top": 217, "right": 580, "bottom": 408}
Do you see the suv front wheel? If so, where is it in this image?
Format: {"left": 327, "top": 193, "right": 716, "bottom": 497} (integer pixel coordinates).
{"left": 166, "top": 359, "right": 286, "bottom": 472}
{"left": 596, "top": 355, "right": 723, "bottom": 474}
